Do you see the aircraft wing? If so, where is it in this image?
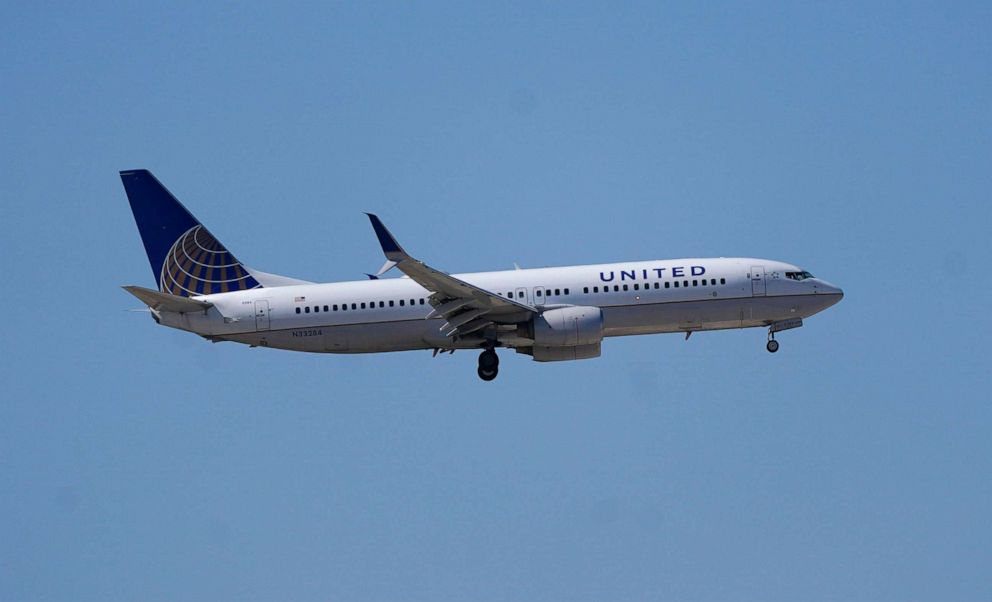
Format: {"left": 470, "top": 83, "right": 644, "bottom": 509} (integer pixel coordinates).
{"left": 366, "top": 214, "right": 536, "bottom": 338}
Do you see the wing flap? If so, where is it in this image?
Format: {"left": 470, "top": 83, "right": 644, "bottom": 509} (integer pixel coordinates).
{"left": 441, "top": 308, "right": 490, "bottom": 335}
{"left": 427, "top": 297, "right": 475, "bottom": 320}
{"left": 447, "top": 317, "right": 492, "bottom": 337}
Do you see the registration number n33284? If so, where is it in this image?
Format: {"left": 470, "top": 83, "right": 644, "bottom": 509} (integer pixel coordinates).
{"left": 291, "top": 329, "right": 323, "bottom": 338}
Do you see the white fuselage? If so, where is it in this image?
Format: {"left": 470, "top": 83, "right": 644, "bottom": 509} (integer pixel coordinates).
{"left": 152, "top": 257, "right": 843, "bottom": 354}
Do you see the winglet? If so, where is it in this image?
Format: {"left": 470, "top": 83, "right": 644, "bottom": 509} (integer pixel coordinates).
{"left": 365, "top": 213, "right": 408, "bottom": 261}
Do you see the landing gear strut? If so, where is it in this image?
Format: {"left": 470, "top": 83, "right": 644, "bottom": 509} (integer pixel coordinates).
{"left": 766, "top": 329, "right": 780, "bottom": 353}
{"left": 477, "top": 348, "right": 499, "bottom": 381}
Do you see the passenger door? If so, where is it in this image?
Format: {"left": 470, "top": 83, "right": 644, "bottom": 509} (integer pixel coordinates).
{"left": 254, "top": 300, "right": 271, "bottom": 331}
{"left": 532, "top": 286, "right": 546, "bottom": 305}
{"left": 750, "top": 266, "right": 766, "bottom": 297}
{"left": 515, "top": 287, "right": 530, "bottom": 305}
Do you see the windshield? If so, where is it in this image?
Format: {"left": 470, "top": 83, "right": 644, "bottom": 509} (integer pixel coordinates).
{"left": 785, "top": 271, "right": 814, "bottom": 281}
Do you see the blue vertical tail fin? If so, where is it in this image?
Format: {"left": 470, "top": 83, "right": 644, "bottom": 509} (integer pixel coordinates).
{"left": 120, "top": 169, "right": 262, "bottom": 297}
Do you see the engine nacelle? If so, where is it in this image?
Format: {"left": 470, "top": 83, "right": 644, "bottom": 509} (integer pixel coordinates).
{"left": 532, "top": 305, "right": 604, "bottom": 347}
{"left": 530, "top": 342, "right": 601, "bottom": 362}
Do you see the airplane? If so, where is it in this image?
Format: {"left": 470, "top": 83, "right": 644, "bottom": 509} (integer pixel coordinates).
{"left": 120, "top": 169, "right": 844, "bottom": 381}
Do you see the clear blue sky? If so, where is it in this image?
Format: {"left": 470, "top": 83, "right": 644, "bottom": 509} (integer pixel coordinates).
{"left": 2, "top": 2, "right": 990, "bottom": 600}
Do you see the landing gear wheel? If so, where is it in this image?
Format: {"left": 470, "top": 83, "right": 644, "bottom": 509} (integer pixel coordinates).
{"left": 477, "top": 349, "right": 500, "bottom": 381}
{"left": 766, "top": 339, "right": 780, "bottom": 353}
{"left": 479, "top": 349, "right": 499, "bottom": 370}
{"left": 477, "top": 366, "right": 498, "bottom": 381}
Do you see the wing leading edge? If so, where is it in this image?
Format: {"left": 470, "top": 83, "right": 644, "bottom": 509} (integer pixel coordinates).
{"left": 365, "top": 214, "right": 536, "bottom": 338}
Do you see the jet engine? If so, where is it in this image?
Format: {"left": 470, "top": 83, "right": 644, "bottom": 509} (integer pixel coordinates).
{"left": 519, "top": 305, "right": 604, "bottom": 362}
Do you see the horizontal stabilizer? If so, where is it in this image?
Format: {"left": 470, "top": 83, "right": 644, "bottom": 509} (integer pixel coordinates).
{"left": 122, "top": 285, "right": 213, "bottom": 313}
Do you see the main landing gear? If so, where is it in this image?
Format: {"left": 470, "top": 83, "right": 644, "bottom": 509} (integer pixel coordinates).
{"left": 766, "top": 337, "right": 780, "bottom": 353}
{"left": 477, "top": 348, "right": 499, "bottom": 381}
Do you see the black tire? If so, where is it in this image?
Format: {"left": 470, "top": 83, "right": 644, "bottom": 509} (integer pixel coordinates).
{"left": 478, "top": 367, "right": 498, "bottom": 381}
{"left": 479, "top": 349, "right": 499, "bottom": 371}
{"left": 766, "top": 340, "right": 780, "bottom": 353}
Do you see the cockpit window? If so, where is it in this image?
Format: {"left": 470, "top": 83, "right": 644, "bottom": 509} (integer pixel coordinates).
{"left": 785, "top": 271, "right": 815, "bottom": 281}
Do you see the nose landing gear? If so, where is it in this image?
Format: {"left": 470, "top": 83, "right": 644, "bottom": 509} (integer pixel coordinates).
{"left": 766, "top": 318, "right": 802, "bottom": 353}
{"left": 477, "top": 348, "right": 499, "bottom": 381}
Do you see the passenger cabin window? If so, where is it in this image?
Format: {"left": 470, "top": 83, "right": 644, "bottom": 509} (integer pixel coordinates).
{"left": 295, "top": 307, "right": 301, "bottom": 314}
{"left": 665, "top": 282, "right": 670, "bottom": 288}
{"left": 305, "top": 306, "right": 310, "bottom": 313}
{"left": 324, "top": 305, "right": 329, "bottom": 312}
{"left": 720, "top": 278, "right": 726, "bottom": 284}
{"left": 583, "top": 287, "right": 589, "bottom": 293}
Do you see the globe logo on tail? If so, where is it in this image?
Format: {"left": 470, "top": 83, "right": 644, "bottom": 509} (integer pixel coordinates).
{"left": 160, "top": 225, "right": 260, "bottom": 296}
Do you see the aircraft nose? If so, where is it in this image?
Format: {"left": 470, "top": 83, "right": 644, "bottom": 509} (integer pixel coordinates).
{"left": 816, "top": 280, "right": 844, "bottom": 302}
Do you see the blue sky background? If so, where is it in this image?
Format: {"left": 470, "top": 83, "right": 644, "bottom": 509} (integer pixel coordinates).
{"left": 2, "top": 2, "right": 990, "bottom": 600}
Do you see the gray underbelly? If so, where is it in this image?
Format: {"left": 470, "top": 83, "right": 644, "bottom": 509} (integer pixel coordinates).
{"left": 601, "top": 295, "right": 815, "bottom": 336}
{"left": 221, "top": 319, "right": 438, "bottom": 353}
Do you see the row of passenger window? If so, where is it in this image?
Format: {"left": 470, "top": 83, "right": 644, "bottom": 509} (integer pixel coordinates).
{"left": 583, "top": 278, "right": 726, "bottom": 294}
{"left": 295, "top": 297, "right": 427, "bottom": 314}
{"left": 295, "top": 276, "right": 729, "bottom": 315}
{"left": 502, "top": 288, "right": 569, "bottom": 299}
{"left": 500, "top": 278, "right": 728, "bottom": 300}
